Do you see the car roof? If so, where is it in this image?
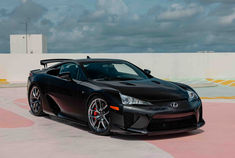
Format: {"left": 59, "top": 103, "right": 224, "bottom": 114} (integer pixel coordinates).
{"left": 74, "top": 58, "right": 126, "bottom": 63}
{"left": 46, "top": 58, "right": 127, "bottom": 69}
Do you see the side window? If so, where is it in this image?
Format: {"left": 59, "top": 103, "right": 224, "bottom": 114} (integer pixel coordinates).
{"left": 47, "top": 66, "right": 61, "bottom": 76}
{"left": 59, "top": 63, "right": 79, "bottom": 80}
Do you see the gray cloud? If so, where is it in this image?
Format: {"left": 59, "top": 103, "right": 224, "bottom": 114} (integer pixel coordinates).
{"left": 1, "top": 0, "right": 235, "bottom": 53}
{"left": 198, "top": 0, "right": 235, "bottom": 3}
{"left": 9, "top": 0, "right": 47, "bottom": 22}
{"left": 157, "top": 3, "right": 203, "bottom": 21}
{"left": 0, "top": 8, "right": 8, "bottom": 17}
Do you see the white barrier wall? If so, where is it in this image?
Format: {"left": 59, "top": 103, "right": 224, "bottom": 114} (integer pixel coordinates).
{"left": 0, "top": 53, "right": 235, "bottom": 82}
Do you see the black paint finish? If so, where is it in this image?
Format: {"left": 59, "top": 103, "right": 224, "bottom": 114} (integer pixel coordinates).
{"left": 27, "top": 58, "right": 205, "bottom": 135}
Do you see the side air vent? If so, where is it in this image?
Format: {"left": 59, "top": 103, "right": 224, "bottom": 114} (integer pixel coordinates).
{"left": 46, "top": 95, "right": 61, "bottom": 115}
{"left": 152, "top": 80, "right": 161, "bottom": 84}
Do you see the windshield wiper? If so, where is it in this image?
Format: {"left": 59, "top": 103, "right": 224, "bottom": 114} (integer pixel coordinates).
{"left": 93, "top": 77, "right": 140, "bottom": 81}
{"left": 93, "top": 77, "right": 113, "bottom": 81}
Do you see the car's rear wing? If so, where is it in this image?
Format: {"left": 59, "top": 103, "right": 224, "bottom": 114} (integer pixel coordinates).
{"left": 40, "top": 59, "right": 71, "bottom": 68}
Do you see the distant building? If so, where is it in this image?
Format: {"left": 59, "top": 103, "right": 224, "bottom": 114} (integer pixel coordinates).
{"left": 10, "top": 34, "right": 47, "bottom": 54}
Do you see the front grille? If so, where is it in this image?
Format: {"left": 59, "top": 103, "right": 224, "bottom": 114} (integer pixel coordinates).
{"left": 149, "top": 99, "right": 190, "bottom": 110}
{"left": 147, "top": 115, "right": 197, "bottom": 132}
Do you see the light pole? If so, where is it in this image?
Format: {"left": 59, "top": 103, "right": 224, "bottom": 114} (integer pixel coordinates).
{"left": 25, "top": 21, "right": 28, "bottom": 54}
{"left": 22, "top": 18, "right": 30, "bottom": 54}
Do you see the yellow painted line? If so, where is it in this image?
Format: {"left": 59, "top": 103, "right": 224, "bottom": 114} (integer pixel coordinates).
{"left": 207, "top": 78, "right": 235, "bottom": 87}
{"left": 213, "top": 80, "right": 225, "bottom": 83}
{"left": 0, "top": 82, "right": 9, "bottom": 85}
{"left": 206, "top": 78, "right": 214, "bottom": 81}
{"left": 230, "top": 83, "right": 235, "bottom": 87}
{"left": 0, "top": 79, "right": 9, "bottom": 85}
{"left": 201, "top": 96, "right": 235, "bottom": 99}
{"left": 0, "top": 81, "right": 9, "bottom": 85}
{"left": 220, "top": 80, "right": 235, "bottom": 85}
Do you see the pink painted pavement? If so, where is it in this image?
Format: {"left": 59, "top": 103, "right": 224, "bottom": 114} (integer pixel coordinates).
{"left": 148, "top": 101, "right": 235, "bottom": 158}
{"left": 0, "top": 107, "right": 34, "bottom": 128}
{"left": 13, "top": 98, "right": 29, "bottom": 110}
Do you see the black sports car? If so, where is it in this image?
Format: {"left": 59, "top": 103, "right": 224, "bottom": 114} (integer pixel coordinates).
{"left": 27, "top": 57, "right": 205, "bottom": 135}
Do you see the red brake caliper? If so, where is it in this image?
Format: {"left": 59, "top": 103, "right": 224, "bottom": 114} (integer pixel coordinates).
{"left": 93, "top": 107, "right": 98, "bottom": 120}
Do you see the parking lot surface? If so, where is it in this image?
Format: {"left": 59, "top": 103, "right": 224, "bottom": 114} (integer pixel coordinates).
{"left": 0, "top": 86, "right": 235, "bottom": 158}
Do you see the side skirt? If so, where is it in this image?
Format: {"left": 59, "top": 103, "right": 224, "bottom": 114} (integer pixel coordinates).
{"left": 57, "top": 112, "right": 88, "bottom": 127}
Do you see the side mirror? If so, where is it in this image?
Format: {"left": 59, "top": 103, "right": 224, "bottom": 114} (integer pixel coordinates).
{"left": 59, "top": 72, "right": 72, "bottom": 81}
{"left": 144, "top": 69, "right": 151, "bottom": 75}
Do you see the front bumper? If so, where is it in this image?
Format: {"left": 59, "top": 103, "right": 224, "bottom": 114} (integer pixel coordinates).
{"left": 111, "top": 120, "right": 205, "bottom": 136}
{"left": 110, "top": 100, "right": 205, "bottom": 135}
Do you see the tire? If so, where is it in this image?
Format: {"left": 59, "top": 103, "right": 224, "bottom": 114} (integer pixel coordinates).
{"left": 87, "top": 96, "right": 111, "bottom": 135}
{"left": 28, "top": 85, "right": 44, "bottom": 116}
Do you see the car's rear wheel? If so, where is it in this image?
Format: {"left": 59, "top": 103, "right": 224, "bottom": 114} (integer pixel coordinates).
{"left": 88, "top": 97, "right": 111, "bottom": 135}
{"left": 29, "top": 86, "right": 44, "bottom": 116}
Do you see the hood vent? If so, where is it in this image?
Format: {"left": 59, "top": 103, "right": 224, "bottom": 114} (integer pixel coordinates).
{"left": 120, "top": 82, "right": 135, "bottom": 86}
{"left": 152, "top": 80, "right": 161, "bottom": 84}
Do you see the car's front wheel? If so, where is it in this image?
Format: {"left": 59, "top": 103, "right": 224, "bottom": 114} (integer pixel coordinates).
{"left": 29, "top": 86, "right": 44, "bottom": 116}
{"left": 87, "top": 96, "right": 111, "bottom": 135}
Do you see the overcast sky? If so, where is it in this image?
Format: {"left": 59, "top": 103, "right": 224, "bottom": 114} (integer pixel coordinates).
{"left": 1, "top": 0, "right": 235, "bottom": 53}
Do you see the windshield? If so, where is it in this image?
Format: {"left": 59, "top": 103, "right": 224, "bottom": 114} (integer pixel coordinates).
{"left": 82, "top": 61, "right": 149, "bottom": 81}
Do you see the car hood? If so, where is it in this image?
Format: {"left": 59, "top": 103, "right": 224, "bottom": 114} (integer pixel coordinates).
{"left": 91, "top": 78, "right": 188, "bottom": 101}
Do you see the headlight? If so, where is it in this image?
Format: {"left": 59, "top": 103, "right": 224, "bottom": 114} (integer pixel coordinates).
{"left": 187, "top": 90, "right": 198, "bottom": 102}
{"left": 119, "top": 93, "right": 152, "bottom": 105}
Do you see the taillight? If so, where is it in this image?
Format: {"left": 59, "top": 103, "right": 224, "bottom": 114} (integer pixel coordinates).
{"left": 29, "top": 72, "right": 33, "bottom": 77}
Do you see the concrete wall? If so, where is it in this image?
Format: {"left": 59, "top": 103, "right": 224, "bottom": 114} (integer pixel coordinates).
{"left": 0, "top": 53, "right": 234, "bottom": 82}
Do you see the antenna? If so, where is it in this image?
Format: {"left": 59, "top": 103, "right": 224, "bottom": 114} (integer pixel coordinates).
{"left": 21, "top": 18, "right": 30, "bottom": 54}
{"left": 25, "top": 20, "right": 28, "bottom": 54}
{"left": 87, "top": 56, "right": 91, "bottom": 59}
